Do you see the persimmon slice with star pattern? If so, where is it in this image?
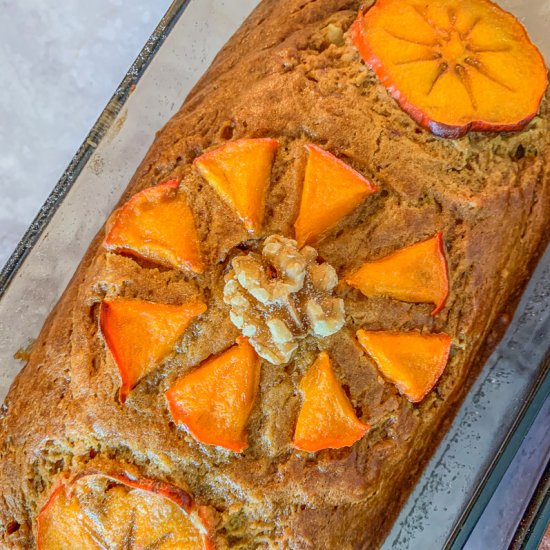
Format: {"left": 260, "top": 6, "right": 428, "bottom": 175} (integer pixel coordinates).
{"left": 352, "top": 0, "right": 548, "bottom": 138}
{"left": 36, "top": 472, "right": 212, "bottom": 549}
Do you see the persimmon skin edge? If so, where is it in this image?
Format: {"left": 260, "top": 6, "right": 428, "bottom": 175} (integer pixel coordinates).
{"left": 408, "top": 333, "right": 452, "bottom": 403}
{"left": 99, "top": 301, "right": 136, "bottom": 404}
{"left": 36, "top": 483, "right": 64, "bottom": 549}
{"left": 351, "top": 5, "right": 548, "bottom": 139}
{"left": 99, "top": 301, "right": 129, "bottom": 403}
{"left": 431, "top": 231, "right": 449, "bottom": 316}
{"left": 406, "top": 333, "right": 452, "bottom": 405}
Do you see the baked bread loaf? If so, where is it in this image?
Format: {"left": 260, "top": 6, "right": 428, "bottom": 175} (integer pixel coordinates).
{"left": 1, "top": 0, "right": 549, "bottom": 548}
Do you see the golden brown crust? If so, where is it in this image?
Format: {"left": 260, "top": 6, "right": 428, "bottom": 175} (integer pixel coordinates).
{"left": 1, "top": 0, "right": 549, "bottom": 548}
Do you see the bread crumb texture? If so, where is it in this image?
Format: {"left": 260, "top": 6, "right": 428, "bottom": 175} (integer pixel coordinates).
{"left": 1, "top": 0, "right": 549, "bottom": 548}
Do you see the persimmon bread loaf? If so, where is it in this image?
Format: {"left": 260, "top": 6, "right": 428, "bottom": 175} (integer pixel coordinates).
{"left": 1, "top": 0, "right": 549, "bottom": 548}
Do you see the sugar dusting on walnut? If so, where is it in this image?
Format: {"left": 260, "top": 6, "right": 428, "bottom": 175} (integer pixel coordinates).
{"left": 224, "top": 235, "right": 345, "bottom": 364}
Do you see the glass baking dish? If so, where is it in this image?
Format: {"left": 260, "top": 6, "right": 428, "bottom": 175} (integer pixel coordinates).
{"left": 0, "top": 0, "right": 548, "bottom": 547}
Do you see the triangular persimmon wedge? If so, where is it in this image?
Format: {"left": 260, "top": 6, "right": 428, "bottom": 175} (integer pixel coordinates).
{"left": 99, "top": 299, "right": 206, "bottom": 402}
{"left": 356, "top": 330, "right": 452, "bottom": 403}
{"left": 165, "top": 337, "right": 261, "bottom": 452}
{"left": 294, "top": 144, "right": 378, "bottom": 247}
{"left": 352, "top": 0, "right": 548, "bottom": 138}
{"left": 37, "top": 473, "right": 212, "bottom": 550}
{"left": 193, "top": 138, "right": 278, "bottom": 233}
{"left": 346, "top": 232, "right": 449, "bottom": 315}
{"left": 293, "top": 352, "right": 369, "bottom": 452}
{"left": 104, "top": 180, "right": 204, "bottom": 273}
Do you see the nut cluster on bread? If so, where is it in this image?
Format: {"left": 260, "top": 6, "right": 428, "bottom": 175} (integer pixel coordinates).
{"left": 1, "top": 0, "right": 549, "bottom": 548}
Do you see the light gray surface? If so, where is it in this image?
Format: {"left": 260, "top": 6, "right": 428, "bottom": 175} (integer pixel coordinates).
{"left": 0, "top": 0, "right": 259, "bottom": 402}
{"left": 0, "top": 1, "right": 548, "bottom": 549}
{"left": 0, "top": 0, "right": 171, "bottom": 267}
{"left": 465, "top": 396, "right": 550, "bottom": 549}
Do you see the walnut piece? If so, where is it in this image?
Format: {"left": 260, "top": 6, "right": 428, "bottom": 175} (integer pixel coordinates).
{"left": 326, "top": 23, "right": 344, "bottom": 46}
{"left": 224, "top": 235, "right": 345, "bottom": 365}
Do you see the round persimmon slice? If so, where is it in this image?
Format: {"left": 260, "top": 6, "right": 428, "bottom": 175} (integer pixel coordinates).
{"left": 352, "top": 0, "right": 548, "bottom": 138}
{"left": 36, "top": 472, "right": 212, "bottom": 549}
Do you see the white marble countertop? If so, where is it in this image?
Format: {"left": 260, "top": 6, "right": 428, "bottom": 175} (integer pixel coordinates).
{"left": 0, "top": 0, "right": 171, "bottom": 268}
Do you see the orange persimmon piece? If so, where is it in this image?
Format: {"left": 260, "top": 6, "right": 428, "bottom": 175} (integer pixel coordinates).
{"left": 100, "top": 298, "right": 206, "bottom": 402}
{"left": 293, "top": 352, "right": 369, "bottom": 452}
{"left": 37, "top": 485, "right": 97, "bottom": 549}
{"left": 352, "top": 0, "right": 548, "bottom": 138}
{"left": 104, "top": 179, "right": 204, "bottom": 273}
{"left": 37, "top": 473, "right": 211, "bottom": 550}
{"left": 166, "top": 337, "right": 261, "bottom": 452}
{"left": 357, "top": 329, "right": 452, "bottom": 403}
{"left": 346, "top": 232, "right": 449, "bottom": 315}
{"left": 294, "top": 144, "right": 378, "bottom": 247}
{"left": 194, "top": 138, "right": 278, "bottom": 233}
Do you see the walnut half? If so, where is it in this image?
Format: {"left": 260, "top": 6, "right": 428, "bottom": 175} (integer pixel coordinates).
{"left": 224, "top": 235, "right": 345, "bottom": 365}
